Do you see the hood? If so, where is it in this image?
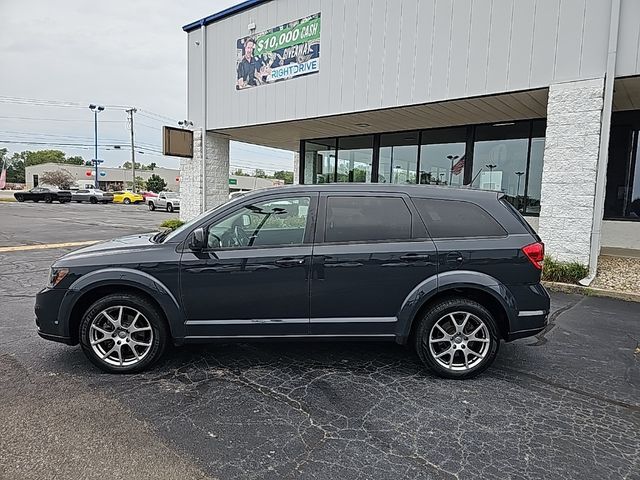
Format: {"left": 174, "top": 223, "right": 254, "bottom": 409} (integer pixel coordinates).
{"left": 57, "top": 233, "right": 158, "bottom": 263}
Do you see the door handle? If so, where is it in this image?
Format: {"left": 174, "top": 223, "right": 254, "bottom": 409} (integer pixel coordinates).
{"left": 446, "top": 252, "right": 464, "bottom": 265}
{"left": 274, "top": 257, "right": 305, "bottom": 267}
{"left": 400, "top": 253, "right": 431, "bottom": 261}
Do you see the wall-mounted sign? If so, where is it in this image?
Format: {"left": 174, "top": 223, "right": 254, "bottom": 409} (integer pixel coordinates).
{"left": 236, "top": 12, "right": 321, "bottom": 90}
{"left": 163, "top": 126, "right": 193, "bottom": 158}
{"left": 229, "top": 178, "right": 237, "bottom": 185}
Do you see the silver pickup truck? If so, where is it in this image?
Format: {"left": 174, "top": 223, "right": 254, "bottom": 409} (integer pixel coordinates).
{"left": 147, "top": 191, "right": 180, "bottom": 212}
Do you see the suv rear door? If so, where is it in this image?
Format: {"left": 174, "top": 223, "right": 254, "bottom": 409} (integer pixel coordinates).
{"left": 310, "top": 192, "right": 437, "bottom": 337}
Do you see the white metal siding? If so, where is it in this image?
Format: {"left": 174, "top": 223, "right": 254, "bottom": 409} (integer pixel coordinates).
{"left": 188, "top": 0, "right": 634, "bottom": 131}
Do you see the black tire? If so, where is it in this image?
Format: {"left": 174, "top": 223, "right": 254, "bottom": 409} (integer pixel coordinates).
{"left": 123, "top": 198, "right": 131, "bottom": 205}
{"left": 167, "top": 203, "right": 174, "bottom": 213}
{"left": 44, "top": 195, "right": 52, "bottom": 203}
{"left": 414, "top": 297, "right": 500, "bottom": 379}
{"left": 79, "top": 293, "right": 168, "bottom": 374}
{"left": 148, "top": 202, "right": 155, "bottom": 211}
{"left": 75, "top": 200, "right": 82, "bottom": 203}
{"left": 90, "top": 197, "right": 98, "bottom": 204}
{"left": 33, "top": 199, "right": 39, "bottom": 203}
{"left": 15, "top": 195, "right": 24, "bottom": 202}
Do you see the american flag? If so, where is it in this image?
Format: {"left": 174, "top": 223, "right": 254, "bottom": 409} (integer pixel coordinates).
{"left": 451, "top": 154, "right": 465, "bottom": 175}
{"left": 0, "top": 162, "right": 6, "bottom": 190}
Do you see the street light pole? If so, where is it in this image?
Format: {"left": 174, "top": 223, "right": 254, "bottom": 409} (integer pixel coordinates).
{"left": 447, "top": 155, "right": 459, "bottom": 185}
{"left": 89, "top": 104, "right": 104, "bottom": 188}
{"left": 126, "top": 108, "right": 137, "bottom": 192}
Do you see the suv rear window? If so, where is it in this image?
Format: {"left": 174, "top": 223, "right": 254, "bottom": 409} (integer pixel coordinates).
{"left": 412, "top": 198, "right": 506, "bottom": 238}
{"left": 325, "top": 196, "right": 412, "bottom": 243}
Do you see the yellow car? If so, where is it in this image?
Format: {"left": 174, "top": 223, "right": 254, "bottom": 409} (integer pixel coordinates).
{"left": 112, "top": 191, "right": 144, "bottom": 205}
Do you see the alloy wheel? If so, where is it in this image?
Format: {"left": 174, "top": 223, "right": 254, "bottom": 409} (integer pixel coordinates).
{"left": 428, "top": 311, "right": 490, "bottom": 371}
{"left": 89, "top": 306, "right": 153, "bottom": 367}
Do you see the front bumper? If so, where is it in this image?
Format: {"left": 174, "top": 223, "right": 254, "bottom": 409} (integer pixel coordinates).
{"left": 35, "top": 287, "right": 75, "bottom": 345}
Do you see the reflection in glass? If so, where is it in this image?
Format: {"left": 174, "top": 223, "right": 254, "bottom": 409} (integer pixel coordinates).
{"left": 337, "top": 136, "right": 374, "bottom": 182}
{"left": 525, "top": 137, "right": 544, "bottom": 214}
{"left": 419, "top": 128, "right": 466, "bottom": 186}
{"left": 304, "top": 140, "right": 336, "bottom": 184}
{"left": 472, "top": 124, "right": 529, "bottom": 212}
{"left": 379, "top": 132, "right": 418, "bottom": 184}
{"left": 629, "top": 133, "right": 640, "bottom": 218}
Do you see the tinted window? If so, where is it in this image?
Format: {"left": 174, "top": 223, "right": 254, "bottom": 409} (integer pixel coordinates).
{"left": 207, "top": 197, "right": 310, "bottom": 249}
{"left": 413, "top": 198, "right": 506, "bottom": 238}
{"left": 325, "top": 196, "right": 412, "bottom": 243}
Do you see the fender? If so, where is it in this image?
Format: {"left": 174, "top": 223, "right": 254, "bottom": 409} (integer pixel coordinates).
{"left": 395, "top": 270, "right": 517, "bottom": 343}
{"left": 59, "top": 268, "right": 187, "bottom": 339}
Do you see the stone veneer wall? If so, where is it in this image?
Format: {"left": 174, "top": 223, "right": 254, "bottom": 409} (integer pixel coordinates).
{"left": 180, "top": 130, "right": 230, "bottom": 222}
{"left": 538, "top": 78, "right": 605, "bottom": 265}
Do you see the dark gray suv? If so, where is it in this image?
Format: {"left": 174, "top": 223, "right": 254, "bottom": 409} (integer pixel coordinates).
{"left": 36, "top": 184, "right": 549, "bottom": 379}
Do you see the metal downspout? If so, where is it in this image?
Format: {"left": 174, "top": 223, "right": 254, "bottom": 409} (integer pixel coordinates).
{"left": 579, "top": 0, "right": 621, "bottom": 286}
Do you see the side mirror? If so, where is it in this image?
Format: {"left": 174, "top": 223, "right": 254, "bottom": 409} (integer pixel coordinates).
{"left": 189, "top": 227, "right": 206, "bottom": 250}
{"left": 241, "top": 214, "right": 251, "bottom": 227}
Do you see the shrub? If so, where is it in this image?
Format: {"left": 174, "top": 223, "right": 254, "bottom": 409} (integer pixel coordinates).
{"left": 159, "top": 219, "right": 184, "bottom": 231}
{"left": 542, "top": 256, "right": 588, "bottom": 284}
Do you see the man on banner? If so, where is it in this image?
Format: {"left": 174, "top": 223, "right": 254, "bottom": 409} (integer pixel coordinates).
{"left": 236, "top": 38, "right": 270, "bottom": 89}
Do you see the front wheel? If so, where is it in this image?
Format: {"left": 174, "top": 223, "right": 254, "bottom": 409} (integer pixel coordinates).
{"left": 15, "top": 195, "right": 24, "bottom": 202}
{"left": 44, "top": 195, "right": 52, "bottom": 203}
{"left": 123, "top": 198, "right": 131, "bottom": 205}
{"left": 79, "top": 293, "right": 168, "bottom": 373}
{"left": 414, "top": 297, "right": 499, "bottom": 379}
{"left": 90, "top": 197, "right": 98, "bottom": 204}
{"left": 148, "top": 202, "right": 155, "bottom": 211}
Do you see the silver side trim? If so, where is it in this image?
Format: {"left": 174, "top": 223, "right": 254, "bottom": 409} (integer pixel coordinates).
{"left": 186, "top": 318, "right": 308, "bottom": 325}
{"left": 311, "top": 317, "right": 397, "bottom": 324}
{"left": 186, "top": 317, "right": 398, "bottom": 325}
{"left": 518, "top": 310, "right": 546, "bottom": 317}
{"left": 184, "top": 334, "right": 396, "bottom": 339}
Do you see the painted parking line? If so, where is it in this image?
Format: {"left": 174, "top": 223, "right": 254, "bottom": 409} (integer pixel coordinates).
{"left": 0, "top": 240, "right": 100, "bottom": 253}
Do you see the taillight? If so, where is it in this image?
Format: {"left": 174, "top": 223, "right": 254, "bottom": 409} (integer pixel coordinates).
{"left": 522, "top": 242, "right": 544, "bottom": 270}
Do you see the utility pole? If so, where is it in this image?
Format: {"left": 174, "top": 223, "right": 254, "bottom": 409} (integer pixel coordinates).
{"left": 126, "top": 108, "right": 137, "bottom": 192}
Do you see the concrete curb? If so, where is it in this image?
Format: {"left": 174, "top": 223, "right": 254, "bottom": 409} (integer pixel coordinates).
{"left": 542, "top": 281, "right": 640, "bottom": 303}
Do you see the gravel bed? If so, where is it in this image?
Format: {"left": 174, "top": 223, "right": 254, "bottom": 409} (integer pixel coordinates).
{"left": 591, "top": 255, "right": 640, "bottom": 293}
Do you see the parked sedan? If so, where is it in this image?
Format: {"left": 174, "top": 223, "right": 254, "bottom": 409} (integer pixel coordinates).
{"left": 71, "top": 189, "right": 114, "bottom": 204}
{"left": 113, "top": 191, "right": 144, "bottom": 205}
{"left": 14, "top": 187, "right": 71, "bottom": 203}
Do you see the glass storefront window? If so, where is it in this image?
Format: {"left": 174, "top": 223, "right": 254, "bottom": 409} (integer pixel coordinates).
{"left": 472, "top": 123, "right": 530, "bottom": 212}
{"left": 304, "top": 139, "right": 336, "bottom": 184}
{"left": 605, "top": 112, "right": 640, "bottom": 220}
{"left": 337, "top": 136, "right": 374, "bottom": 182}
{"left": 524, "top": 121, "right": 546, "bottom": 214}
{"left": 379, "top": 132, "right": 418, "bottom": 184}
{"left": 419, "top": 128, "right": 467, "bottom": 186}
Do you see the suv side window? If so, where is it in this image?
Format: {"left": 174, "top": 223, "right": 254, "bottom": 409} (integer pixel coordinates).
{"left": 207, "top": 196, "right": 311, "bottom": 249}
{"left": 412, "top": 198, "right": 506, "bottom": 238}
{"left": 324, "top": 196, "right": 412, "bottom": 243}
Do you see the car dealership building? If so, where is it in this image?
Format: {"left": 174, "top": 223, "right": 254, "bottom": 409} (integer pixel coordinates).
{"left": 182, "top": 0, "right": 640, "bottom": 276}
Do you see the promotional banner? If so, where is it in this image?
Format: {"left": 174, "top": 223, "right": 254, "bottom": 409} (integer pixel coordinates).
{"left": 236, "top": 13, "right": 320, "bottom": 90}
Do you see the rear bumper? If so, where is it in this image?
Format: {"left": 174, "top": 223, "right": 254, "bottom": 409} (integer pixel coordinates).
{"left": 505, "top": 283, "right": 551, "bottom": 341}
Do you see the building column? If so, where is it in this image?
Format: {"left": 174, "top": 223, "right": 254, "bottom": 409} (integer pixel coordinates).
{"left": 293, "top": 152, "right": 300, "bottom": 185}
{"left": 538, "top": 78, "right": 605, "bottom": 266}
{"left": 180, "top": 130, "right": 230, "bottom": 221}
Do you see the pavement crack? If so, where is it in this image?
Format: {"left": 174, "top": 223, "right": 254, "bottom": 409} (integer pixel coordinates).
{"left": 528, "top": 297, "right": 583, "bottom": 347}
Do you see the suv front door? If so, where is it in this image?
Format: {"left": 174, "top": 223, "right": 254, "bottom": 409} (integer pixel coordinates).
{"left": 180, "top": 193, "right": 318, "bottom": 338}
{"left": 310, "top": 193, "right": 438, "bottom": 337}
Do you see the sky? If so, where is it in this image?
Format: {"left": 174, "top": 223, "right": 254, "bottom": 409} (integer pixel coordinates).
{"left": 0, "top": 0, "right": 294, "bottom": 174}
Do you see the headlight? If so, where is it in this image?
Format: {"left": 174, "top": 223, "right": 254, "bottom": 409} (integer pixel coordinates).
{"left": 49, "top": 267, "right": 69, "bottom": 287}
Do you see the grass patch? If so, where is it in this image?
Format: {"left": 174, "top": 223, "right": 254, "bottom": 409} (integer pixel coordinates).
{"left": 159, "top": 218, "right": 185, "bottom": 230}
{"left": 0, "top": 197, "right": 16, "bottom": 202}
{"left": 542, "top": 256, "right": 588, "bottom": 284}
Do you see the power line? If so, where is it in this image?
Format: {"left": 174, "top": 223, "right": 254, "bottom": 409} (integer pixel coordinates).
{"left": 0, "top": 115, "right": 126, "bottom": 124}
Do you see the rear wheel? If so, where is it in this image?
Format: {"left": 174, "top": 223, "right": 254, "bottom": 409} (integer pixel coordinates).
{"left": 79, "top": 293, "right": 168, "bottom": 373}
{"left": 414, "top": 297, "right": 499, "bottom": 379}
{"left": 167, "top": 203, "right": 174, "bottom": 213}
{"left": 123, "top": 198, "right": 131, "bottom": 205}
{"left": 44, "top": 195, "right": 52, "bottom": 203}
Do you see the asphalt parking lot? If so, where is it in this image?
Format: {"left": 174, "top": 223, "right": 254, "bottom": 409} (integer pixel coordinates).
{"left": 0, "top": 202, "right": 638, "bottom": 480}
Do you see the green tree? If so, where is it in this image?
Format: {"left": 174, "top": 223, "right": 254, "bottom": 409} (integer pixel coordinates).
{"left": 134, "top": 176, "right": 145, "bottom": 191}
{"left": 40, "top": 169, "right": 76, "bottom": 189}
{"left": 232, "top": 168, "right": 246, "bottom": 176}
{"left": 6, "top": 153, "right": 25, "bottom": 183}
{"left": 254, "top": 169, "right": 268, "bottom": 178}
{"left": 273, "top": 170, "right": 294, "bottom": 184}
{"left": 145, "top": 174, "right": 167, "bottom": 193}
